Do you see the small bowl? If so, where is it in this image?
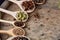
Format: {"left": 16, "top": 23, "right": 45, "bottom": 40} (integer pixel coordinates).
{"left": 14, "top": 21, "right": 25, "bottom": 28}
{"left": 20, "top": 0, "right": 35, "bottom": 13}
{"left": 16, "top": 11, "right": 28, "bottom": 22}
{"left": 32, "top": 0, "right": 46, "bottom": 5}
{"left": 7, "top": 35, "right": 30, "bottom": 40}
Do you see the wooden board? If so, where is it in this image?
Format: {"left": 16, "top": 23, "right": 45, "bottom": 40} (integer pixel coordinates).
{"left": 1, "top": 0, "right": 60, "bottom": 40}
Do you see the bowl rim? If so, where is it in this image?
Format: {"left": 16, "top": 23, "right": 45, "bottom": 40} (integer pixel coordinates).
{"left": 7, "top": 35, "right": 30, "bottom": 40}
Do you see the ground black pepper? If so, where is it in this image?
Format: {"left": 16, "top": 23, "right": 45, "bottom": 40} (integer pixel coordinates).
{"left": 12, "top": 37, "right": 28, "bottom": 40}
{"left": 32, "top": 0, "right": 46, "bottom": 4}
{"left": 14, "top": 21, "right": 24, "bottom": 27}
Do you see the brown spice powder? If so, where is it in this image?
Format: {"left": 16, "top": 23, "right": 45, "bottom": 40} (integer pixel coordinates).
{"left": 13, "top": 28, "right": 25, "bottom": 35}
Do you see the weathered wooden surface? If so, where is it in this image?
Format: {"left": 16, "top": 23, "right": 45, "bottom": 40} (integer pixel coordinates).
{"left": 1, "top": 0, "right": 60, "bottom": 40}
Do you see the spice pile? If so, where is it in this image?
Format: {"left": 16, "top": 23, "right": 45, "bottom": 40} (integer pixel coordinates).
{"left": 14, "top": 21, "right": 24, "bottom": 27}
{"left": 13, "top": 28, "right": 25, "bottom": 35}
{"left": 32, "top": 0, "right": 46, "bottom": 4}
{"left": 17, "top": 12, "right": 27, "bottom": 21}
{"left": 22, "top": 1, "right": 34, "bottom": 11}
{"left": 12, "top": 37, "right": 28, "bottom": 40}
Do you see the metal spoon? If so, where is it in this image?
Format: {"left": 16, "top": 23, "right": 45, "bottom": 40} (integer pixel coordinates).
{"left": 0, "top": 27, "right": 25, "bottom": 36}
{"left": 0, "top": 19, "right": 25, "bottom": 28}
{"left": 8, "top": 0, "right": 35, "bottom": 13}
{"left": 0, "top": 8, "right": 28, "bottom": 22}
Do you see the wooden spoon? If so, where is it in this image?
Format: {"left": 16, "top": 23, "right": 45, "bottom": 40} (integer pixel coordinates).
{"left": 0, "top": 19, "right": 25, "bottom": 28}
{"left": 0, "top": 27, "right": 25, "bottom": 36}
{"left": 8, "top": 0, "right": 35, "bottom": 13}
{"left": 0, "top": 8, "right": 28, "bottom": 22}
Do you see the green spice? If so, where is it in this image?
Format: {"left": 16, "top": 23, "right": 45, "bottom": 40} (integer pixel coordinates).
{"left": 58, "top": 1, "right": 60, "bottom": 9}
{"left": 17, "top": 12, "right": 27, "bottom": 21}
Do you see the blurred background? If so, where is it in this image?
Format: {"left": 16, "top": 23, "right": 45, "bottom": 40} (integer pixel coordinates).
{"left": 0, "top": 0, "right": 5, "bottom": 5}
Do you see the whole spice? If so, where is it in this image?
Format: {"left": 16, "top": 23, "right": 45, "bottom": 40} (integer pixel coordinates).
{"left": 12, "top": 36, "right": 28, "bottom": 40}
{"left": 32, "top": 0, "right": 45, "bottom": 4}
{"left": 22, "top": 1, "right": 34, "bottom": 11}
{"left": 17, "top": 12, "right": 27, "bottom": 21}
{"left": 14, "top": 21, "right": 24, "bottom": 27}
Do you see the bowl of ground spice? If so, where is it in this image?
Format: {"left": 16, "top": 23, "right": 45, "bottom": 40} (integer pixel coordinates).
{"left": 14, "top": 21, "right": 25, "bottom": 28}
{"left": 32, "top": 0, "right": 46, "bottom": 5}
{"left": 21, "top": 0, "right": 35, "bottom": 13}
{"left": 7, "top": 36, "right": 30, "bottom": 40}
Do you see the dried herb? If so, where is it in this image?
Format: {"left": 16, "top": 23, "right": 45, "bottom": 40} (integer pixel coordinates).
{"left": 17, "top": 12, "right": 27, "bottom": 20}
